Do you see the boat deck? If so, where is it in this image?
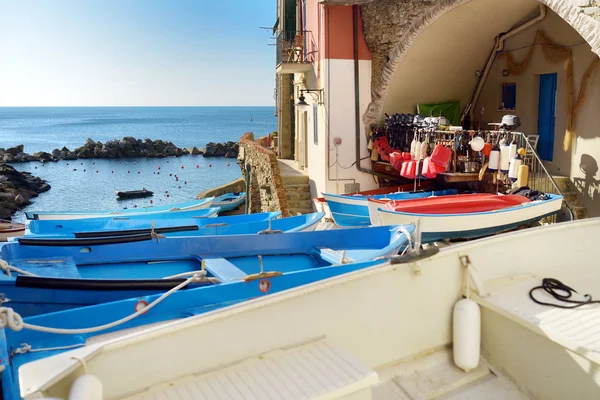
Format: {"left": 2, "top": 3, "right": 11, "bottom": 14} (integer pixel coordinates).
{"left": 119, "top": 339, "right": 377, "bottom": 400}
{"left": 373, "top": 348, "right": 529, "bottom": 400}
{"left": 472, "top": 271, "right": 600, "bottom": 365}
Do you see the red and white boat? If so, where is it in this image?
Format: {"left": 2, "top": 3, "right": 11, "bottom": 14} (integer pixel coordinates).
{"left": 369, "top": 193, "right": 563, "bottom": 241}
{"left": 0, "top": 220, "right": 25, "bottom": 242}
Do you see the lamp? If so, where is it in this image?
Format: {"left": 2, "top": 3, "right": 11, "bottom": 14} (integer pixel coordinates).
{"left": 295, "top": 89, "right": 324, "bottom": 110}
{"left": 296, "top": 93, "right": 310, "bottom": 110}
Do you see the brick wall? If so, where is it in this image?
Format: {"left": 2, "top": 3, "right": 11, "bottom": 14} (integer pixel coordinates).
{"left": 238, "top": 132, "right": 290, "bottom": 217}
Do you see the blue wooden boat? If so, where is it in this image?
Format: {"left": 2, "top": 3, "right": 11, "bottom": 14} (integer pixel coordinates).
{"left": 24, "top": 197, "right": 215, "bottom": 221}
{"left": 0, "top": 224, "right": 411, "bottom": 317}
{"left": 212, "top": 192, "right": 246, "bottom": 212}
{"left": 27, "top": 210, "right": 280, "bottom": 235}
{"left": 25, "top": 212, "right": 323, "bottom": 239}
{"left": 323, "top": 189, "right": 458, "bottom": 227}
{"left": 0, "top": 230, "right": 413, "bottom": 400}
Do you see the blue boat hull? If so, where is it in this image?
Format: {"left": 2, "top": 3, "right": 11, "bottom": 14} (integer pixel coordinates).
{"left": 0, "top": 256, "right": 394, "bottom": 400}
{"left": 0, "top": 224, "right": 410, "bottom": 317}
{"left": 27, "top": 210, "right": 280, "bottom": 235}
{"left": 23, "top": 212, "right": 322, "bottom": 239}
{"left": 324, "top": 189, "right": 458, "bottom": 227}
{"left": 212, "top": 192, "right": 246, "bottom": 212}
{"left": 25, "top": 197, "right": 215, "bottom": 220}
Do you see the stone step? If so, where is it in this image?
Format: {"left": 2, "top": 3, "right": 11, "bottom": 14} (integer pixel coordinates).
{"left": 285, "top": 190, "right": 312, "bottom": 200}
{"left": 289, "top": 207, "right": 314, "bottom": 216}
{"left": 562, "top": 190, "right": 579, "bottom": 205}
{"left": 572, "top": 205, "right": 588, "bottom": 220}
{"left": 552, "top": 176, "right": 574, "bottom": 193}
{"left": 282, "top": 183, "right": 311, "bottom": 193}
{"left": 281, "top": 175, "right": 309, "bottom": 185}
{"left": 287, "top": 199, "right": 314, "bottom": 209}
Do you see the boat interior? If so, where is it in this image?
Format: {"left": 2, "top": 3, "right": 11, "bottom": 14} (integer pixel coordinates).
{"left": 18, "top": 218, "right": 600, "bottom": 399}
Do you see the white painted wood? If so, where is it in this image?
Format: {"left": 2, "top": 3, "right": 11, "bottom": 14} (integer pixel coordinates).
{"left": 119, "top": 339, "right": 378, "bottom": 400}
{"left": 19, "top": 218, "right": 600, "bottom": 400}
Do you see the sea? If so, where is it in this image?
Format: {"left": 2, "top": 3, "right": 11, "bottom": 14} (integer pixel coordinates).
{"left": 0, "top": 107, "right": 277, "bottom": 223}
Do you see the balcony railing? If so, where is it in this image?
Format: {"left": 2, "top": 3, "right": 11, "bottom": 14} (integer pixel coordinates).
{"left": 275, "top": 30, "right": 313, "bottom": 74}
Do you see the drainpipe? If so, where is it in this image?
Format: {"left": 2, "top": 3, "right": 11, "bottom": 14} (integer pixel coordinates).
{"left": 352, "top": 5, "right": 398, "bottom": 182}
{"left": 468, "top": 4, "right": 547, "bottom": 122}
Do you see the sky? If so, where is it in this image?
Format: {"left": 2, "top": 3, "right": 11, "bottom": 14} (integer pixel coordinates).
{"left": 0, "top": 0, "right": 276, "bottom": 106}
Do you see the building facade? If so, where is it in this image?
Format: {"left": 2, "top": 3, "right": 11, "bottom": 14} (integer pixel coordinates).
{"left": 275, "top": 0, "right": 600, "bottom": 215}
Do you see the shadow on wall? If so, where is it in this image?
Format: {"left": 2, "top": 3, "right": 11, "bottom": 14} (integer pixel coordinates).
{"left": 573, "top": 154, "right": 600, "bottom": 204}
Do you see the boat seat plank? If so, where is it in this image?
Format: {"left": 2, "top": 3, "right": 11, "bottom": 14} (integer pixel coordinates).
{"left": 203, "top": 257, "right": 247, "bottom": 281}
{"left": 10, "top": 257, "right": 81, "bottom": 279}
{"left": 472, "top": 274, "right": 600, "bottom": 365}
{"left": 119, "top": 339, "right": 378, "bottom": 400}
{"left": 313, "top": 248, "right": 354, "bottom": 265}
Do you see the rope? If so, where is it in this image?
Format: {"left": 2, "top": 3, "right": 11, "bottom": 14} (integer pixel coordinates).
{"left": 12, "top": 343, "right": 85, "bottom": 356}
{"left": 529, "top": 278, "right": 600, "bottom": 309}
{"left": 0, "top": 274, "right": 202, "bottom": 334}
{"left": 0, "top": 259, "right": 38, "bottom": 277}
{"left": 150, "top": 222, "right": 166, "bottom": 243}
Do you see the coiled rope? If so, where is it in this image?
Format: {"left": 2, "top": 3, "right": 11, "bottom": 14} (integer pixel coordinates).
{"left": 529, "top": 278, "right": 600, "bottom": 309}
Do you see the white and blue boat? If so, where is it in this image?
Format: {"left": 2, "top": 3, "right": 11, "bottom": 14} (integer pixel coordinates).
{"left": 27, "top": 210, "right": 280, "bottom": 236}
{"left": 24, "top": 197, "right": 215, "bottom": 221}
{"left": 0, "top": 225, "right": 413, "bottom": 399}
{"left": 212, "top": 192, "right": 246, "bottom": 212}
{"left": 25, "top": 212, "right": 323, "bottom": 239}
{"left": 0, "top": 224, "right": 410, "bottom": 317}
{"left": 323, "top": 189, "right": 458, "bottom": 227}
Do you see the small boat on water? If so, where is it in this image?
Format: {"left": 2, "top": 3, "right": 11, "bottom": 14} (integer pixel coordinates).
{"left": 0, "top": 220, "right": 25, "bottom": 242}
{"left": 323, "top": 187, "right": 457, "bottom": 227}
{"left": 115, "top": 188, "right": 153, "bottom": 199}
{"left": 212, "top": 192, "right": 246, "bottom": 212}
{"left": 25, "top": 212, "right": 323, "bottom": 240}
{"left": 24, "top": 197, "right": 215, "bottom": 220}
{"left": 371, "top": 193, "right": 563, "bottom": 242}
{"left": 0, "top": 224, "right": 410, "bottom": 317}
{"left": 26, "top": 209, "right": 277, "bottom": 236}
{"left": 21, "top": 218, "right": 600, "bottom": 400}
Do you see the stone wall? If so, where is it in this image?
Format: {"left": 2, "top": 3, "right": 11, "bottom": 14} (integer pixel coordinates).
{"left": 360, "top": 0, "right": 600, "bottom": 128}
{"left": 196, "top": 178, "right": 245, "bottom": 200}
{"left": 238, "top": 132, "right": 290, "bottom": 217}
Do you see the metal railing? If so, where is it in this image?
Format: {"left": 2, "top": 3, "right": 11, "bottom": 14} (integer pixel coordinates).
{"left": 514, "top": 131, "right": 574, "bottom": 222}
{"left": 275, "top": 30, "right": 310, "bottom": 66}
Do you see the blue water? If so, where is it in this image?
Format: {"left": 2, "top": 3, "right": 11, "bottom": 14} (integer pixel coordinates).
{"left": 0, "top": 107, "right": 276, "bottom": 222}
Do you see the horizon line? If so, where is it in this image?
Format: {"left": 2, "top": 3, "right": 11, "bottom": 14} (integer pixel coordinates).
{"left": 0, "top": 105, "right": 275, "bottom": 108}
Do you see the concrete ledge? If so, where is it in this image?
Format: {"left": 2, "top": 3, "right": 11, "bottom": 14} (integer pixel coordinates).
{"left": 196, "top": 178, "right": 245, "bottom": 200}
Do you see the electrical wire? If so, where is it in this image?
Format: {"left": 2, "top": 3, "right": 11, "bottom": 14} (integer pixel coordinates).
{"left": 529, "top": 278, "right": 600, "bottom": 309}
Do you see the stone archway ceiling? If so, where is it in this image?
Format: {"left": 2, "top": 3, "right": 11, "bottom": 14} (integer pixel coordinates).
{"left": 358, "top": 0, "right": 600, "bottom": 128}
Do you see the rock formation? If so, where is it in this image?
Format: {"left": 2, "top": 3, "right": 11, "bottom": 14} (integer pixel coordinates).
{"left": 0, "top": 137, "right": 240, "bottom": 163}
{"left": 0, "top": 164, "right": 50, "bottom": 219}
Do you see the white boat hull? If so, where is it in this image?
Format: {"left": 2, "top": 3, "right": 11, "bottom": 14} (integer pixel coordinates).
{"left": 20, "top": 218, "right": 600, "bottom": 400}
{"left": 376, "top": 194, "right": 563, "bottom": 241}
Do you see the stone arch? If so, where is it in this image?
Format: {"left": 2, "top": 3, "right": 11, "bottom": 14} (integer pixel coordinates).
{"left": 361, "top": 0, "right": 600, "bottom": 129}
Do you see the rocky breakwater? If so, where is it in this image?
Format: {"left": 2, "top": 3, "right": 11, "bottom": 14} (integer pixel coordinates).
{"left": 0, "top": 164, "right": 50, "bottom": 219}
{"left": 202, "top": 141, "right": 239, "bottom": 158}
{"left": 1, "top": 137, "right": 240, "bottom": 163}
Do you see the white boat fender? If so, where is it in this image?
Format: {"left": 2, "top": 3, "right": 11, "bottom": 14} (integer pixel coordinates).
{"left": 69, "top": 374, "right": 103, "bottom": 400}
{"left": 453, "top": 298, "right": 481, "bottom": 372}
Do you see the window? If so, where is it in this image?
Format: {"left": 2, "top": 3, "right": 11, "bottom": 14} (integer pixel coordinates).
{"left": 500, "top": 83, "right": 517, "bottom": 110}
{"left": 313, "top": 105, "right": 318, "bottom": 145}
